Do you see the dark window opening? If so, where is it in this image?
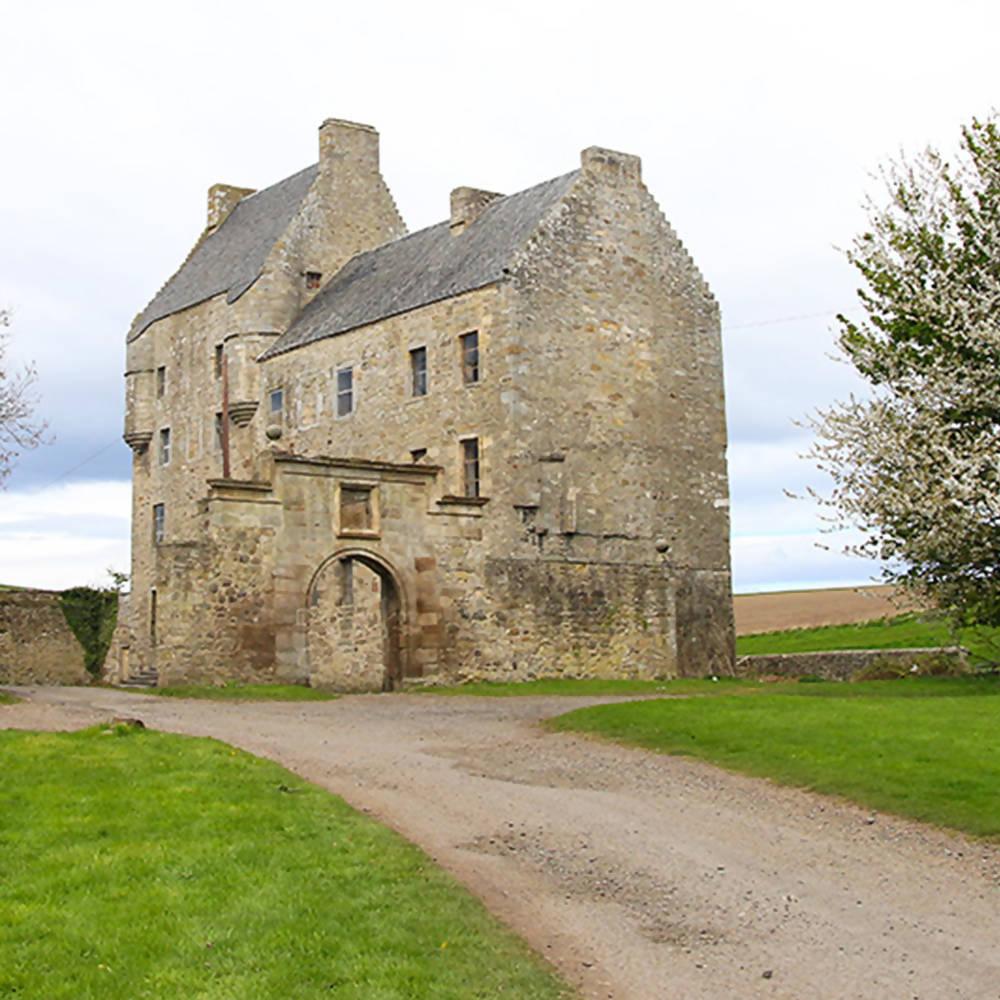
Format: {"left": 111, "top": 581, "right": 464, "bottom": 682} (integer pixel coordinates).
{"left": 410, "top": 447, "right": 427, "bottom": 463}
{"left": 150, "top": 588, "right": 158, "bottom": 645}
{"left": 214, "top": 344, "right": 223, "bottom": 378}
{"left": 462, "top": 437, "right": 480, "bottom": 498}
{"left": 152, "top": 503, "right": 165, "bottom": 545}
{"left": 156, "top": 365, "right": 166, "bottom": 398}
{"left": 336, "top": 367, "right": 354, "bottom": 417}
{"left": 305, "top": 271, "right": 322, "bottom": 290}
{"left": 410, "top": 346, "right": 428, "bottom": 397}
{"left": 269, "top": 387, "right": 284, "bottom": 417}
{"left": 159, "top": 428, "right": 171, "bottom": 466}
{"left": 340, "top": 485, "right": 373, "bottom": 532}
{"left": 214, "top": 412, "right": 223, "bottom": 450}
{"left": 461, "top": 331, "right": 479, "bottom": 384}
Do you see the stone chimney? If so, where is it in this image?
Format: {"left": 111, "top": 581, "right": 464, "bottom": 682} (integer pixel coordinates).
{"left": 580, "top": 146, "right": 642, "bottom": 183}
{"left": 450, "top": 187, "right": 503, "bottom": 234}
{"left": 207, "top": 183, "right": 256, "bottom": 230}
{"left": 319, "top": 118, "right": 381, "bottom": 177}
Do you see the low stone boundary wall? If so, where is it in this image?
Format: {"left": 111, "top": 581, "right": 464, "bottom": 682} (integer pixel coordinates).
{"left": 0, "top": 589, "right": 90, "bottom": 686}
{"left": 735, "top": 647, "right": 968, "bottom": 681}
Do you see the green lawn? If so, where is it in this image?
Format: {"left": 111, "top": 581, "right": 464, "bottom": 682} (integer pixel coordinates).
{"left": 0, "top": 727, "right": 569, "bottom": 999}
{"left": 414, "top": 677, "right": 763, "bottom": 697}
{"left": 737, "top": 612, "right": 1000, "bottom": 665}
{"left": 127, "top": 683, "right": 338, "bottom": 701}
{"left": 550, "top": 675, "right": 1000, "bottom": 838}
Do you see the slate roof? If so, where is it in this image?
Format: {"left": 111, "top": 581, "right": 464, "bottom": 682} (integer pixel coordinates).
{"left": 261, "top": 170, "right": 579, "bottom": 360}
{"left": 128, "top": 164, "right": 319, "bottom": 340}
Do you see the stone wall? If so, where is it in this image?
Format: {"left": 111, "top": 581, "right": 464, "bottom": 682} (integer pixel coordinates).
{"left": 0, "top": 589, "right": 89, "bottom": 686}
{"left": 736, "top": 647, "right": 969, "bottom": 682}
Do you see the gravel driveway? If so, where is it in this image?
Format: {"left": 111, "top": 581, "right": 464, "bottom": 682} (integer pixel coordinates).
{"left": 3, "top": 686, "right": 998, "bottom": 999}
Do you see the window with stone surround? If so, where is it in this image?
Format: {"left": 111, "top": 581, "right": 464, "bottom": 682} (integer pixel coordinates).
{"left": 156, "top": 365, "right": 166, "bottom": 398}
{"left": 410, "top": 346, "right": 428, "bottom": 397}
{"left": 269, "top": 387, "right": 284, "bottom": 420}
{"left": 152, "top": 503, "right": 165, "bottom": 545}
{"left": 150, "top": 588, "right": 158, "bottom": 645}
{"left": 159, "top": 428, "right": 171, "bottom": 466}
{"left": 461, "top": 437, "right": 480, "bottom": 498}
{"left": 460, "top": 331, "right": 479, "bottom": 384}
{"left": 214, "top": 412, "right": 223, "bottom": 451}
{"left": 305, "top": 270, "right": 322, "bottom": 290}
{"left": 336, "top": 366, "right": 354, "bottom": 417}
{"left": 214, "top": 344, "right": 223, "bottom": 378}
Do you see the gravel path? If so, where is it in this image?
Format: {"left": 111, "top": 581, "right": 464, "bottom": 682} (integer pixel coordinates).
{"left": 3, "top": 686, "right": 998, "bottom": 999}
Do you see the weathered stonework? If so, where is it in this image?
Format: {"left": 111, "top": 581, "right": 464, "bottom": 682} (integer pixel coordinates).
{"left": 122, "top": 120, "right": 734, "bottom": 689}
{"left": 736, "top": 647, "right": 969, "bottom": 682}
{"left": 0, "top": 589, "right": 90, "bottom": 686}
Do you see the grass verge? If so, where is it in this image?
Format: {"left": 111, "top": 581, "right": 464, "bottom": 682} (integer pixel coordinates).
{"left": 0, "top": 726, "right": 568, "bottom": 999}
{"left": 550, "top": 675, "right": 1000, "bottom": 838}
{"left": 414, "top": 677, "right": 768, "bottom": 697}
{"left": 0, "top": 689, "right": 18, "bottom": 705}
{"left": 125, "top": 683, "right": 338, "bottom": 701}
{"left": 737, "top": 612, "right": 1000, "bottom": 665}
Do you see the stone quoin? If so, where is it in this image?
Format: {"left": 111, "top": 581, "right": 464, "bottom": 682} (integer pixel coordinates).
{"left": 120, "top": 118, "right": 734, "bottom": 690}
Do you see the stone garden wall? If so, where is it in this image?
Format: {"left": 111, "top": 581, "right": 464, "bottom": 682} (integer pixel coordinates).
{"left": 0, "top": 589, "right": 90, "bottom": 686}
{"left": 736, "top": 646, "right": 968, "bottom": 682}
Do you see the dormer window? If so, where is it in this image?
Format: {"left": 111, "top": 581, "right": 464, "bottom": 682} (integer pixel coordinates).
{"left": 305, "top": 271, "right": 322, "bottom": 290}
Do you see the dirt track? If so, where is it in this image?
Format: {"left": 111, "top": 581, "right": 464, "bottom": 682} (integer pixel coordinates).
{"left": 3, "top": 686, "right": 998, "bottom": 1000}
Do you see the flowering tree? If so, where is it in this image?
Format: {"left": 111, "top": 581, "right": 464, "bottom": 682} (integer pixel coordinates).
{"left": 811, "top": 114, "right": 1000, "bottom": 627}
{"left": 0, "top": 309, "right": 46, "bottom": 485}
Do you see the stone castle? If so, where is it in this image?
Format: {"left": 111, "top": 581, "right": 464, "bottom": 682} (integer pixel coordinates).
{"left": 121, "top": 118, "right": 733, "bottom": 690}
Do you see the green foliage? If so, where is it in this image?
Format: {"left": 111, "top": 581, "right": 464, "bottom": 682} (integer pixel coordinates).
{"left": 736, "top": 612, "right": 1000, "bottom": 665}
{"left": 852, "top": 651, "right": 968, "bottom": 681}
{"left": 59, "top": 587, "right": 118, "bottom": 676}
{"left": 0, "top": 728, "right": 568, "bottom": 999}
{"left": 551, "top": 676, "right": 1000, "bottom": 838}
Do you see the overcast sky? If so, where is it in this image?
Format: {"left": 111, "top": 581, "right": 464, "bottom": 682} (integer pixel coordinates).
{"left": 1, "top": 0, "right": 997, "bottom": 591}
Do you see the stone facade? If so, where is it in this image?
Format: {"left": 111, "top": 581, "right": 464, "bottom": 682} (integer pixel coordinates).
{"left": 122, "top": 119, "right": 734, "bottom": 689}
{"left": 0, "top": 589, "right": 90, "bottom": 686}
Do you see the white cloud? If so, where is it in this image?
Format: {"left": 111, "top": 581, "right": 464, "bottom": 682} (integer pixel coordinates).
{"left": 0, "top": 481, "right": 130, "bottom": 589}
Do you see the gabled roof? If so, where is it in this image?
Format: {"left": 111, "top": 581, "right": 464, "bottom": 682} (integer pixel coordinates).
{"left": 128, "top": 164, "right": 319, "bottom": 341}
{"left": 261, "top": 170, "right": 579, "bottom": 360}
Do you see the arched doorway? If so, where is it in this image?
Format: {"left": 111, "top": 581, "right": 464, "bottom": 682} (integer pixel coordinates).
{"left": 305, "top": 551, "right": 404, "bottom": 691}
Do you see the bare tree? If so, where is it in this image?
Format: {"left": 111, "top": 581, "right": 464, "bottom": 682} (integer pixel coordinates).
{"left": 0, "top": 309, "right": 47, "bottom": 485}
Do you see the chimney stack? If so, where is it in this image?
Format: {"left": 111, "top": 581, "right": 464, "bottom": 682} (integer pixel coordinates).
{"left": 319, "top": 118, "right": 380, "bottom": 177}
{"left": 580, "top": 146, "right": 642, "bottom": 183}
{"left": 207, "top": 183, "right": 255, "bottom": 230}
{"left": 450, "top": 187, "right": 503, "bottom": 234}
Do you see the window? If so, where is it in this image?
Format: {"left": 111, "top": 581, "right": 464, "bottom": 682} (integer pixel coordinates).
{"left": 305, "top": 271, "right": 322, "bottom": 290}
{"left": 214, "top": 344, "right": 224, "bottom": 378}
{"left": 340, "top": 485, "right": 373, "bottom": 533}
{"left": 410, "top": 447, "right": 427, "bottom": 463}
{"left": 150, "top": 588, "right": 158, "bottom": 645}
{"left": 159, "top": 428, "right": 171, "bottom": 466}
{"left": 336, "top": 366, "right": 354, "bottom": 417}
{"left": 462, "top": 437, "right": 480, "bottom": 498}
{"left": 156, "top": 365, "right": 166, "bottom": 398}
{"left": 152, "top": 504, "right": 165, "bottom": 545}
{"left": 460, "top": 331, "right": 479, "bottom": 384}
{"left": 269, "top": 387, "right": 284, "bottom": 418}
{"left": 410, "top": 346, "right": 428, "bottom": 397}
{"left": 214, "top": 412, "right": 223, "bottom": 450}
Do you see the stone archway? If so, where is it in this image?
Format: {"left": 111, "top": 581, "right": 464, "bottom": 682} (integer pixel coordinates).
{"left": 305, "top": 550, "right": 405, "bottom": 692}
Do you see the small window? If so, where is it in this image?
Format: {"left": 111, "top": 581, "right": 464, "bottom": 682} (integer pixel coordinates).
{"left": 214, "top": 412, "right": 223, "bottom": 450}
{"left": 462, "top": 437, "right": 480, "bottom": 498}
{"left": 460, "top": 331, "right": 479, "bottom": 384}
{"left": 214, "top": 344, "right": 224, "bottom": 378}
{"left": 305, "top": 271, "right": 322, "bottom": 290}
{"left": 336, "top": 367, "right": 354, "bottom": 417}
{"left": 149, "top": 588, "right": 158, "bottom": 645}
{"left": 159, "top": 428, "right": 171, "bottom": 466}
{"left": 269, "top": 387, "right": 284, "bottom": 418}
{"left": 410, "top": 447, "right": 427, "bottom": 463}
{"left": 156, "top": 365, "right": 166, "bottom": 398}
{"left": 410, "top": 346, "right": 428, "bottom": 397}
{"left": 152, "top": 504, "right": 165, "bottom": 545}
{"left": 340, "top": 485, "right": 373, "bottom": 532}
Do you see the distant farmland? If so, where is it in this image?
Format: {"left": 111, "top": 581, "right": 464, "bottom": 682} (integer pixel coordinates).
{"left": 733, "top": 585, "right": 925, "bottom": 636}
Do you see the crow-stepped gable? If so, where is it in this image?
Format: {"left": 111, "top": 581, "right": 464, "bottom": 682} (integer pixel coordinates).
{"left": 120, "top": 118, "right": 734, "bottom": 690}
